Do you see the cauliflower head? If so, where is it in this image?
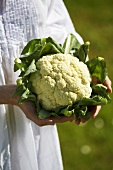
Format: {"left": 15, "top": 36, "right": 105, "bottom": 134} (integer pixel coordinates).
{"left": 30, "top": 53, "right": 92, "bottom": 111}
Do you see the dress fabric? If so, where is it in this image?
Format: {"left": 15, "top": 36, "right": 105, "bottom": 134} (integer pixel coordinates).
{"left": 0, "top": 0, "right": 83, "bottom": 170}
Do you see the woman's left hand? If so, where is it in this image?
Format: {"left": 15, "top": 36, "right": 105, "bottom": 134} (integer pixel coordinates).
{"left": 75, "top": 76, "right": 112, "bottom": 125}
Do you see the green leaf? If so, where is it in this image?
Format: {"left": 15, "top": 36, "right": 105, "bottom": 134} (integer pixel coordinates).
{"left": 51, "top": 112, "right": 61, "bottom": 118}
{"left": 35, "top": 101, "right": 42, "bottom": 113}
{"left": 20, "top": 88, "right": 30, "bottom": 98}
{"left": 78, "top": 96, "right": 108, "bottom": 106}
{"left": 21, "top": 39, "right": 42, "bottom": 54}
{"left": 39, "top": 42, "right": 63, "bottom": 57}
{"left": 46, "top": 37, "right": 64, "bottom": 53}
{"left": 38, "top": 109, "right": 51, "bottom": 119}
{"left": 74, "top": 41, "right": 90, "bottom": 62}
{"left": 13, "top": 84, "right": 26, "bottom": 96}
{"left": 20, "top": 50, "right": 41, "bottom": 67}
{"left": 17, "top": 88, "right": 37, "bottom": 104}
{"left": 86, "top": 56, "right": 108, "bottom": 82}
{"left": 14, "top": 58, "right": 27, "bottom": 72}
{"left": 26, "top": 94, "right": 37, "bottom": 102}
{"left": 59, "top": 105, "right": 74, "bottom": 117}
{"left": 20, "top": 37, "right": 64, "bottom": 66}
{"left": 92, "top": 84, "right": 112, "bottom": 103}
{"left": 23, "top": 59, "right": 37, "bottom": 77}
{"left": 63, "top": 33, "right": 81, "bottom": 54}
{"left": 79, "top": 111, "right": 92, "bottom": 119}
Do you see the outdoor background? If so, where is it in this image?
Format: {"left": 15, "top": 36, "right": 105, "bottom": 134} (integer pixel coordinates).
{"left": 57, "top": 0, "right": 113, "bottom": 170}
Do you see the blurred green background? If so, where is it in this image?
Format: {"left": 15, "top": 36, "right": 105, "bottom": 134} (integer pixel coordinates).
{"left": 57, "top": 0, "right": 113, "bottom": 170}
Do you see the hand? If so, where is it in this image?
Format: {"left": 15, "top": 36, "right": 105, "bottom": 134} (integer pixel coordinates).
{"left": 18, "top": 101, "right": 54, "bottom": 126}
{"left": 75, "top": 76, "right": 112, "bottom": 125}
{"left": 75, "top": 105, "right": 101, "bottom": 125}
{"left": 18, "top": 100, "right": 75, "bottom": 126}
{"left": 103, "top": 76, "right": 112, "bottom": 93}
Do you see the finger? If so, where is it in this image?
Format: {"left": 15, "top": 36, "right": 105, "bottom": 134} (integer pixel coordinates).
{"left": 26, "top": 112, "right": 53, "bottom": 126}
{"left": 104, "top": 76, "right": 112, "bottom": 93}
{"left": 34, "top": 119, "right": 54, "bottom": 126}
{"left": 33, "top": 114, "right": 74, "bottom": 126}
{"left": 48, "top": 115, "right": 74, "bottom": 124}
{"left": 75, "top": 118, "right": 81, "bottom": 125}
{"left": 91, "top": 105, "right": 101, "bottom": 118}
{"left": 45, "top": 119, "right": 55, "bottom": 126}
{"left": 80, "top": 118, "right": 88, "bottom": 123}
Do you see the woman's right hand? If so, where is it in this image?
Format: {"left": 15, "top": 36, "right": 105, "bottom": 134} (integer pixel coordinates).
{"left": 18, "top": 100, "right": 76, "bottom": 126}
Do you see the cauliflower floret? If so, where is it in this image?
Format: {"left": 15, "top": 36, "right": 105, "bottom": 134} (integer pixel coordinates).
{"left": 30, "top": 53, "right": 92, "bottom": 111}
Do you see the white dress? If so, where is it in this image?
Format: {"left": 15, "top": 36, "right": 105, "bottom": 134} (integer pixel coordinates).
{"left": 0, "top": 0, "right": 83, "bottom": 169}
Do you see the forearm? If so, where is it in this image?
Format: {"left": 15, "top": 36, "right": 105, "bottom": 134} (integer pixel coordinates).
{"left": 0, "top": 85, "right": 19, "bottom": 105}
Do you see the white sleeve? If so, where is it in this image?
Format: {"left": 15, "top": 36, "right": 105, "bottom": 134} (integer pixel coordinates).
{"left": 45, "top": 0, "right": 84, "bottom": 44}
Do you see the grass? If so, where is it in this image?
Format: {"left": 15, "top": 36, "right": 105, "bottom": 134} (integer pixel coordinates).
{"left": 57, "top": 1, "right": 113, "bottom": 170}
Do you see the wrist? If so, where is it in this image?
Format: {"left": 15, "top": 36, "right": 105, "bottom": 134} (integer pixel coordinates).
{"left": 0, "top": 85, "right": 19, "bottom": 105}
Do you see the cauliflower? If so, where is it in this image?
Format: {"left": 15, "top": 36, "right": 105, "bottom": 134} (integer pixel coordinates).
{"left": 30, "top": 53, "right": 92, "bottom": 111}
{"left": 14, "top": 34, "right": 111, "bottom": 120}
